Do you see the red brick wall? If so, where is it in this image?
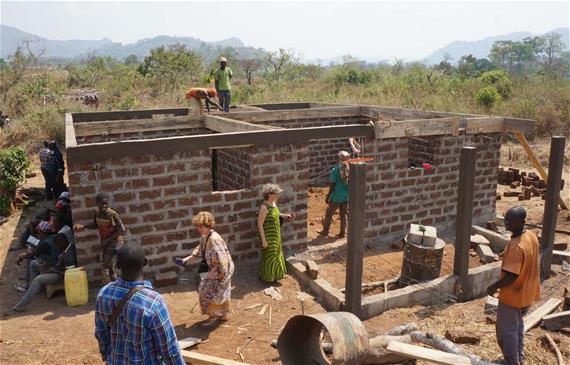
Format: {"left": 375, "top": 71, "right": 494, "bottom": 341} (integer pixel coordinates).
{"left": 67, "top": 144, "right": 309, "bottom": 285}
{"left": 362, "top": 133, "right": 502, "bottom": 244}
{"left": 215, "top": 147, "right": 252, "bottom": 191}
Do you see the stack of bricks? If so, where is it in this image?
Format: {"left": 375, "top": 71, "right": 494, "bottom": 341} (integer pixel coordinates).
{"left": 68, "top": 144, "right": 309, "bottom": 285}
{"left": 361, "top": 133, "right": 502, "bottom": 244}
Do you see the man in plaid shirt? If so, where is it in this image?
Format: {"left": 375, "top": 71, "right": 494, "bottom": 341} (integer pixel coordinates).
{"left": 95, "top": 242, "right": 184, "bottom": 365}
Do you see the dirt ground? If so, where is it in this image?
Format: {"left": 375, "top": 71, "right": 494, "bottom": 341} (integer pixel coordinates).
{"left": 0, "top": 138, "right": 569, "bottom": 364}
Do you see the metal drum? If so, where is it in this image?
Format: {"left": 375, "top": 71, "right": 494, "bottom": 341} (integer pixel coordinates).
{"left": 400, "top": 236, "right": 445, "bottom": 285}
{"left": 277, "top": 312, "right": 369, "bottom": 365}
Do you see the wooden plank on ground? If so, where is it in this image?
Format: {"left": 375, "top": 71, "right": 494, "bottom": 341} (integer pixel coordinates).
{"left": 204, "top": 115, "right": 281, "bottom": 132}
{"left": 386, "top": 341, "right": 471, "bottom": 365}
{"left": 74, "top": 116, "right": 204, "bottom": 137}
{"left": 542, "top": 310, "right": 570, "bottom": 331}
{"left": 515, "top": 131, "right": 567, "bottom": 210}
{"left": 181, "top": 349, "right": 251, "bottom": 365}
{"left": 523, "top": 298, "right": 563, "bottom": 332}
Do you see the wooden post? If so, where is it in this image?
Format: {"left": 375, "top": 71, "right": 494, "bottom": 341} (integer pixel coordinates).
{"left": 345, "top": 163, "right": 367, "bottom": 317}
{"left": 541, "top": 136, "right": 566, "bottom": 279}
{"left": 453, "top": 146, "right": 477, "bottom": 301}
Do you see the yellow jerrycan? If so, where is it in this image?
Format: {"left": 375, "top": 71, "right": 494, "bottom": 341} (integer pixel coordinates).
{"left": 64, "top": 267, "right": 89, "bottom": 307}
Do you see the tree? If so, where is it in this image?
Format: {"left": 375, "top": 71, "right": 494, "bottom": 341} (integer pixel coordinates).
{"left": 435, "top": 53, "right": 454, "bottom": 75}
{"left": 263, "top": 49, "right": 298, "bottom": 82}
{"left": 124, "top": 54, "right": 139, "bottom": 66}
{"left": 392, "top": 58, "right": 404, "bottom": 77}
{"left": 540, "top": 32, "right": 565, "bottom": 71}
{"left": 239, "top": 58, "right": 262, "bottom": 85}
{"left": 139, "top": 44, "right": 203, "bottom": 91}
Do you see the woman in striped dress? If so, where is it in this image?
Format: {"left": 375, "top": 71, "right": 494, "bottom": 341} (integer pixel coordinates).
{"left": 257, "top": 184, "right": 292, "bottom": 283}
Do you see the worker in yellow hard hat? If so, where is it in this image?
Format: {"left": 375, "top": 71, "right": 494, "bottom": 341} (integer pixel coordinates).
{"left": 185, "top": 87, "right": 223, "bottom": 115}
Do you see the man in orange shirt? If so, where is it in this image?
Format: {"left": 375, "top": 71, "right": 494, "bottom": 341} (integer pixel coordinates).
{"left": 185, "top": 87, "right": 223, "bottom": 115}
{"left": 487, "top": 206, "right": 540, "bottom": 365}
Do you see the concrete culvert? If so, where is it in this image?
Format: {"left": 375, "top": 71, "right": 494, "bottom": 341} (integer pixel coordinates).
{"left": 277, "top": 312, "right": 369, "bottom": 365}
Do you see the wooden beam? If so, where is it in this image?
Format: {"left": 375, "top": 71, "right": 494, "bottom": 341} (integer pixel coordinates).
{"left": 227, "top": 106, "right": 361, "bottom": 123}
{"left": 65, "top": 113, "right": 77, "bottom": 148}
{"left": 203, "top": 115, "right": 281, "bottom": 133}
{"left": 504, "top": 117, "right": 536, "bottom": 133}
{"left": 523, "top": 298, "right": 562, "bottom": 332}
{"left": 375, "top": 117, "right": 460, "bottom": 138}
{"left": 74, "top": 116, "right": 204, "bottom": 137}
{"left": 249, "top": 102, "right": 311, "bottom": 110}
{"left": 514, "top": 131, "right": 567, "bottom": 210}
{"left": 181, "top": 350, "right": 251, "bottom": 365}
{"left": 71, "top": 108, "right": 189, "bottom": 123}
{"left": 454, "top": 146, "right": 477, "bottom": 301}
{"left": 345, "top": 163, "right": 367, "bottom": 318}
{"left": 461, "top": 116, "right": 504, "bottom": 134}
{"left": 67, "top": 124, "right": 375, "bottom": 162}
{"left": 386, "top": 341, "right": 471, "bottom": 365}
{"left": 542, "top": 136, "right": 567, "bottom": 279}
{"left": 361, "top": 105, "right": 479, "bottom": 120}
{"left": 542, "top": 310, "right": 570, "bottom": 331}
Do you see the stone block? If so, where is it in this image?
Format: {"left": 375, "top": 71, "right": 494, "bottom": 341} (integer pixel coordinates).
{"left": 470, "top": 234, "right": 490, "bottom": 249}
{"left": 472, "top": 226, "right": 510, "bottom": 252}
{"left": 444, "top": 329, "right": 481, "bottom": 345}
{"left": 409, "top": 224, "right": 437, "bottom": 247}
{"left": 485, "top": 295, "right": 498, "bottom": 314}
{"left": 476, "top": 244, "right": 498, "bottom": 263}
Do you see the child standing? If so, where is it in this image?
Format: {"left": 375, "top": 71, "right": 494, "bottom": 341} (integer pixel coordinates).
{"left": 75, "top": 192, "right": 126, "bottom": 283}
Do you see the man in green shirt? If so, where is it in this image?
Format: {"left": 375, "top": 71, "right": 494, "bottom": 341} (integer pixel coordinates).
{"left": 214, "top": 57, "right": 233, "bottom": 112}
{"left": 318, "top": 151, "right": 350, "bottom": 238}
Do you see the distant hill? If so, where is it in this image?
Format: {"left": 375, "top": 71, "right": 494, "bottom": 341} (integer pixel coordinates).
{"left": 423, "top": 28, "right": 570, "bottom": 65}
{"left": 0, "top": 25, "right": 265, "bottom": 62}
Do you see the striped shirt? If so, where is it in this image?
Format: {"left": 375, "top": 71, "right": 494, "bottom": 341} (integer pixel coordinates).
{"left": 39, "top": 148, "right": 54, "bottom": 169}
{"left": 95, "top": 278, "right": 184, "bottom": 365}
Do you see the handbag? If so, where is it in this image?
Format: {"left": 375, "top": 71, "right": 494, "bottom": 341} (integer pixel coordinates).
{"left": 198, "top": 231, "right": 213, "bottom": 274}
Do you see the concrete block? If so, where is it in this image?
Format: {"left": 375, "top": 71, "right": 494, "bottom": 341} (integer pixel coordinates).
{"left": 485, "top": 296, "right": 498, "bottom": 314}
{"left": 409, "top": 224, "right": 437, "bottom": 247}
{"left": 472, "top": 226, "right": 510, "bottom": 252}
{"left": 470, "top": 234, "right": 490, "bottom": 249}
{"left": 444, "top": 329, "right": 480, "bottom": 345}
{"left": 476, "top": 244, "right": 498, "bottom": 263}
{"left": 542, "top": 310, "right": 570, "bottom": 331}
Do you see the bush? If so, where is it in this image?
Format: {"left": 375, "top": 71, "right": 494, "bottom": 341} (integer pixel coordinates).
{"left": 479, "top": 70, "right": 513, "bottom": 98}
{"left": 0, "top": 195, "right": 10, "bottom": 216}
{"left": 0, "top": 147, "right": 30, "bottom": 202}
{"left": 476, "top": 86, "right": 502, "bottom": 110}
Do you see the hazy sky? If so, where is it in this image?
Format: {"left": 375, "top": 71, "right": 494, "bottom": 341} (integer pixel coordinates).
{"left": 1, "top": 1, "right": 569, "bottom": 61}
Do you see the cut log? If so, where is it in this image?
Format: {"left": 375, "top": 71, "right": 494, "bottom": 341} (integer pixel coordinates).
{"left": 523, "top": 298, "right": 563, "bottom": 332}
{"left": 471, "top": 226, "right": 509, "bottom": 252}
{"left": 542, "top": 311, "right": 570, "bottom": 331}
{"left": 181, "top": 349, "right": 251, "bottom": 365}
{"left": 444, "top": 329, "right": 480, "bottom": 345}
{"left": 304, "top": 260, "right": 319, "bottom": 279}
{"left": 386, "top": 341, "right": 471, "bottom": 365}
{"left": 384, "top": 322, "right": 417, "bottom": 336}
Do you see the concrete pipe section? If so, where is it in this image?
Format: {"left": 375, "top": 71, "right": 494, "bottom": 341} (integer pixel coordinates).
{"left": 277, "top": 312, "right": 369, "bottom": 365}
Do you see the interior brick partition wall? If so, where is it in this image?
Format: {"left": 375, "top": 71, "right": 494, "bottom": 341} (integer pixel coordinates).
{"left": 258, "top": 116, "right": 367, "bottom": 185}
{"left": 77, "top": 127, "right": 213, "bottom": 145}
{"left": 361, "top": 132, "right": 502, "bottom": 244}
{"left": 67, "top": 143, "right": 309, "bottom": 285}
{"left": 215, "top": 147, "right": 252, "bottom": 191}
